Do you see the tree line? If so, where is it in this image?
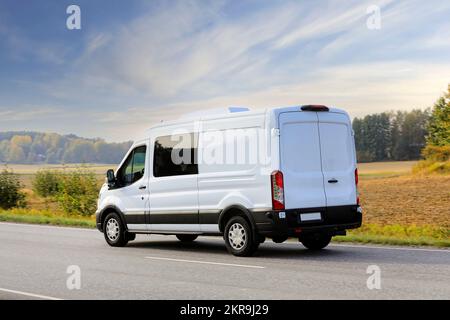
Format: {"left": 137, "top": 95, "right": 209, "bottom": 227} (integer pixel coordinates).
{"left": 353, "top": 84, "right": 449, "bottom": 163}
{"left": 0, "top": 131, "right": 132, "bottom": 164}
{"left": 352, "top": 109, "right": 430, "bottom": 162}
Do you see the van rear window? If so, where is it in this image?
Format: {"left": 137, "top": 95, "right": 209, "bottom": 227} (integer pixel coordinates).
{"left": 319, "top": 123, "right": 352, "bottom": 171}
{"left": 153, "top": 133, "right": 198, "bottom": 177}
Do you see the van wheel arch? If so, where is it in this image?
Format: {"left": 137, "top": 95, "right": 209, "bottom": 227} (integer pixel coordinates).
{"left": 100, "top": 206, "right": 128, "bottom": 232}
{"left": 218, "top": 205, "right": 257, "bottom": 237}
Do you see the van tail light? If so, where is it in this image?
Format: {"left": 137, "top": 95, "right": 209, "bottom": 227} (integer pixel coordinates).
{"left": 271, "top": 170, "right": 285, "bottom": 210}
{"left": 301, "top": 105, "right": 329, "bottom": 112}
{"left": 355, "top": 168, "right": 360, "bottom": 205}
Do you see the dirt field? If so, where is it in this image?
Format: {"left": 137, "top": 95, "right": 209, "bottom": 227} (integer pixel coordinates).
{"left": 358, "top": 161, "right": 417, "bottom": 176}
{"left": 359, "top": 175, "right": 450, "bottom": 227}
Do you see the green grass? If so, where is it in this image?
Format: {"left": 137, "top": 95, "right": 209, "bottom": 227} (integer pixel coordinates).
{"left": 333, "top": 223, "right": 450, "bottom": 247}
{"left": 333, "top": 234, "right": 449, "bottom": 247}
{"left": 0, "top": 209, "right": 96, "bottom": 229}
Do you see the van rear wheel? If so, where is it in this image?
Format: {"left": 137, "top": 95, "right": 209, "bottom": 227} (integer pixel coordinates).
{"left": 224, "top": 216, "right": 259, "bottom": 257}
{"left": 176, "top": 234, "right": 198, "bottom": 242}
{"left": 300, "top": 234, "right": 332, "bottom": 250}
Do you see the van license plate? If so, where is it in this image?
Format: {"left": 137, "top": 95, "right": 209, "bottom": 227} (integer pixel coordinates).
{"left": 300, "top": 212, "right": 322, "bottom": 222}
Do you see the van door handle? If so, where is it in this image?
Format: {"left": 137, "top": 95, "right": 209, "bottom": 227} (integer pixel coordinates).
{"left": 328, "top": 179, "right": 338, "bottom": 183}
{"left": 139, "top": 185, "right": 147, "bottom": 190}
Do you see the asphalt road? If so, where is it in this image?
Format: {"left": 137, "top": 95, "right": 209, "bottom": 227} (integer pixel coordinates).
{"left": 0, "top": 222, "right": 449, "bottom": 300}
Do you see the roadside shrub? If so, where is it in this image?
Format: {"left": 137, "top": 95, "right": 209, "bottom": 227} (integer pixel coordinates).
{"left": 412, "top": 159, "right": 450, "bottom": 175}
{"left": 421, "top": 145, "right": 450, "bottom": 162}
{"left": 55, "top": 168, "right": 99, "bottom": 216}
{"left": 413, "top": 145, "right": 450, "bottom": 174}
{"left": 32, "top": 170, "right": 62, "bottom": 197}
{"left": 0, "top": 169, "right": 27, "bottom": 209}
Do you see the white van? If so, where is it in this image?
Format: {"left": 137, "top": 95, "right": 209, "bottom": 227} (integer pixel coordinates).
{"left": 96, "top": 105, "right": 362, "bottom": 256}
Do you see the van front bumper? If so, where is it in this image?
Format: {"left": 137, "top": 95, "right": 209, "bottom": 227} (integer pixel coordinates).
{"left": 253, "top": 205, "right": 362, "bottom": 238}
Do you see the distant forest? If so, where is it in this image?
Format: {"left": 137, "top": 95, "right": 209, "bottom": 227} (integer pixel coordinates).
{"left": 0, "top": 108, "right": 430, "bottom": 164}
{"left": 353, "top": 109, "right": 429, "bottom": 162}
{"left": 0, "top": 131, "right": 132, "bottom": 164}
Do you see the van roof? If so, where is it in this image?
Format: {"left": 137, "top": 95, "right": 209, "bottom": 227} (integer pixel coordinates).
{"left": 144, "top": 105, "right": 349, "bottom": 133}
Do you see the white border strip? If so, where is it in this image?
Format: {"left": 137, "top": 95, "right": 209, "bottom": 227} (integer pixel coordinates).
{"left": 0, "top": 287, "right": 62, "bottom": 300}
{"left": 145, "top": 256, "right": 265, "bottom": 269}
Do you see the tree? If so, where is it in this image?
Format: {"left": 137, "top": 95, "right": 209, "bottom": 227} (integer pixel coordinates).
{"left": 392, "top": 110, "right": 429, "bottom": 160}
{"left": 7, "top": 144, "right": 25, "bottom": 163}
{"left": 413, "top": 85, "right": 450, "bottom": 173}
{"left": 426, "top": 85, "right": 450, "bottom": 146}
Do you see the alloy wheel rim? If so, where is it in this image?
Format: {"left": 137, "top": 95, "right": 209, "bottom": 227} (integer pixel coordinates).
{"left": 228, "top": 223, "right": 247, "bottom": 250}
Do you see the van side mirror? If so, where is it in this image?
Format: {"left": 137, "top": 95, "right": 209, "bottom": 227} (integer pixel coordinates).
{"left": 106, "top": 169, "right": 116, "bottom": 187}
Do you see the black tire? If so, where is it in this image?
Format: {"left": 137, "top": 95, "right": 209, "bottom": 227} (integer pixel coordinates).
{"left": 103, "top": 212, "right": 128, "bottom": 247}
{"left": 272, "top": 236, "right": 288, "bottom": 243}
{"left": 224, "top": 216, "right": 259, "bottom": 257}
{"left": 300, "top": 233, "right": 332, "bottom": 250}
{"left": 176, "top": 234, "right": 198, "bottom": 242}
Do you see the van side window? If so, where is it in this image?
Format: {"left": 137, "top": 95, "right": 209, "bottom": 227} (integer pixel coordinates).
{"left": 153, "top": 133, "right": 198, "bottom": 177}
{"left": 117, "top": 145, "right": 147, "bottom": 187}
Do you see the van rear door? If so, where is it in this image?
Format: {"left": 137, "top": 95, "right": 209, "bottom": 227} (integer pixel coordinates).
{"left": 278, "top": 112, "right": 326, "bottom": 209}
{"left": 317, "top": 112, "right": 357, "bottom": 207}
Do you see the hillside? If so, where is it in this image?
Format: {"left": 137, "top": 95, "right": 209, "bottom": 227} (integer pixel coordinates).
{"left": 0, "top": 131, "right": 132, "bottom": 164}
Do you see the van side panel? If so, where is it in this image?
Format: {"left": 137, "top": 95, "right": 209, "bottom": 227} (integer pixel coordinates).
{"left": 148, "top": 124, "right": 200, "bottom": 232}
{"left": 197, "top": 114, "right": 272, "bottom": 230}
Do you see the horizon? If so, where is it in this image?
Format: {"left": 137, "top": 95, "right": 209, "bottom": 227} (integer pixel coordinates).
{"left": 1, "top": 0, "right": 449, "bottom": 142}
{"left": 0, "top": 104, "right": 435, "bottom": 143}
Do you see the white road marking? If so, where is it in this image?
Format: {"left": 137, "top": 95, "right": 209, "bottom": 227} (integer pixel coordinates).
{"left": 0, "top": 287, "right": 63, "bottom": 300}
{"left": 145, "top": 256, "right": 265, "bottom": 269}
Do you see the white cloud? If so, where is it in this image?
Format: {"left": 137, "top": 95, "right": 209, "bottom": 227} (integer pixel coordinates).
{"left": 84, "top": 61, "right": 449, "bottom": 141}
{"left": 3, "top": 60, "right": 447, "bottom": 142}
{"left": 72, "top": 1, "right": 313, "bottom": 98}
{"left": 0, "top": 106, "right": 62, "bottom": 122}
{"left": 2, "top": 0, "right": 449, "bottom": 141}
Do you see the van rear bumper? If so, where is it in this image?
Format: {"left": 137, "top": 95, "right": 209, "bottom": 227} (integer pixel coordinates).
{"left": 253, "top": 205, "right": 362, "bottom": 238}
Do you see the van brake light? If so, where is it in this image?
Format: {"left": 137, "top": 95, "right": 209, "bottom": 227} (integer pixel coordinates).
{"left": 271, "top": 170, "right": 285, "bottom": 210}
{"left": 301, "top": 105, "right": 329, "bottom": 112}
{"left": 355, "top": 168, "right": 360, "bottom": 205}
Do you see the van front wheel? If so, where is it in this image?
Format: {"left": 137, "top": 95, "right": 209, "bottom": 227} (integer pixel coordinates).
{"left": 103, "top": 212, "right": 128, "bottom": 247}
{"left": 224, "top": 216, "right": 259, "bottom": 257}
{"left": 300, "top": 234, "right": 332, "bottom": 250}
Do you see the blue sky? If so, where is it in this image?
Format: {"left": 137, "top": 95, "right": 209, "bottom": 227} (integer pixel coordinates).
{"left": 0, "top": 0, "right": 449, "bottom": 141}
